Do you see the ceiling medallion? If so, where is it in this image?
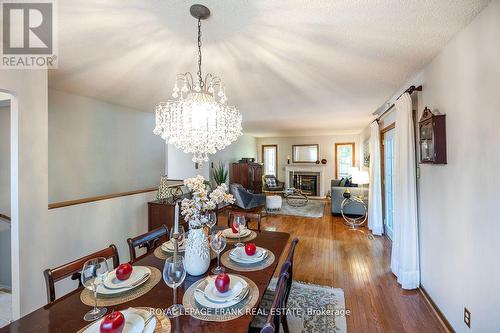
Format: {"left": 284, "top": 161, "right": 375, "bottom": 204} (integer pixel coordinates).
{"left": 154, "top": 4, "right": 242, "bottom": 164}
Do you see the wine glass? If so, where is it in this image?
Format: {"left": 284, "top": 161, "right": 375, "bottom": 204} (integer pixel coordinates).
{"left": 210, "top": 232, "right": 227, "bottom": 275}
{"left": 81, "top": 257, "right": 110, "bottom": 321}
{"left": 163, "top": 256, "right": 186, "bottom": 318}
{"left": 234, "top": 216, "right": 246, "bottom": 247}
{"left": 205, "top": 211, "right": 217, "bottom": 234}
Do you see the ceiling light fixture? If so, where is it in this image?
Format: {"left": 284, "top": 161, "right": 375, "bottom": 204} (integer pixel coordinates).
{"left": 154, "top": 4, "right": 242, "bottom": 165}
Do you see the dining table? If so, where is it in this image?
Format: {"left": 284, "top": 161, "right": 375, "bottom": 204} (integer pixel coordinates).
{"left": 0, "top": 230, "right": 290, "bottom": 333}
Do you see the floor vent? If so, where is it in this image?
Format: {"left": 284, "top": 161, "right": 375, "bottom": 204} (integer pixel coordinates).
{"left": 367, "top": 234, "right": 375, "bottom": 240}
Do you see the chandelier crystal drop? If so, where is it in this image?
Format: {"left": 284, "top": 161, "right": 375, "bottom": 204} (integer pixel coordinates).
{"left": 154, "top": 5, "right": 242, "bottom": 165}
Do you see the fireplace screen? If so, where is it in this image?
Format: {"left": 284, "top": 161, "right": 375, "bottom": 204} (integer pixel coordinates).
{"left": 290, "top": 172, "right": 320, "bottom": 196}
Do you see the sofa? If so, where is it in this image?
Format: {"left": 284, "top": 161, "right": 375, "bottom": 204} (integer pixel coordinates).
{"left": 331, "top": 179, "right": 368, "bottom": 215}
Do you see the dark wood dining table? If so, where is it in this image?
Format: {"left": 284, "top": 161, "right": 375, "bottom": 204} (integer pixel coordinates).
{"left": 1, "top": 230, "right": 290, "bottom": 333}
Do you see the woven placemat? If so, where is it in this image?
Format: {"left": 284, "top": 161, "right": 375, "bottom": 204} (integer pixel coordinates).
{"left": 153, "top": 246, "right": 184, "bottom": 260}
{"left": 182, "top": 274, "right": 259, "bottom": 322}
{"left": 80, "top": 266, "right": 161, "bottom": 306}
{"left": 220, "top": 250, "right": 275, "bottom": 272}
{"left": 76, "top": 307, "right": 171, "bottom": 333}
{"left": 224, "top": 230, "right": 257, "bottom": 244}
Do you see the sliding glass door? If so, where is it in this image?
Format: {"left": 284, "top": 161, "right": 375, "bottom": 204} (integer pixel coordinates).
{"left": 383, "top": 129, "right": 395, "bottom": 240}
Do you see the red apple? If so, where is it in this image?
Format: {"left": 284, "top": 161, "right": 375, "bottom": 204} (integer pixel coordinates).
{"left": 100, "top": 311, "right": 125, "bottom": 333}
{"left": 115, "top": 263, "right": 133, "bottom": 281}
{"left": 215, "top": 273, "right": 230, "bottom": 293}
{"left": 245, "top": 243, "right": 256, "bottom": 256}
{"left": 231, "top": 221, "right": 238, "bottom": 234}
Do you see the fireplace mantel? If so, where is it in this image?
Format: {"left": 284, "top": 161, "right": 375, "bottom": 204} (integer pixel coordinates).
{"left": 284, "top": 164, "right": 326, "bottom": 198}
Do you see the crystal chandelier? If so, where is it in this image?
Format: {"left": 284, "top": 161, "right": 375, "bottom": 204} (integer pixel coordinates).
{"left": 153, "top": 4, "right": 242, "bottom": 164}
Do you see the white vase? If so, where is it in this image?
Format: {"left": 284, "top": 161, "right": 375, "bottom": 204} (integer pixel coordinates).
{"left": 184, "top": 226, "right": 210, "bottom": 276}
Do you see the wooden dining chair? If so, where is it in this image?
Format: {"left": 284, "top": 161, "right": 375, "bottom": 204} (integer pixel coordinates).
{"left": 279, "top": 238, "right": 299, "bottom": 323}
{"left": 127, "top": 225, "right": 168, "bottom": 263}
{"left": 260, "top": 267, "right": 292, "bottom": 333}
{"left": 43, "top": 244, "right": 119, "bottom": 304}
{"left": 249, "top": 238, "right": 299, "bottom": 333}
{"left": 227, "top": 210, "right": 261, "bottom": 232}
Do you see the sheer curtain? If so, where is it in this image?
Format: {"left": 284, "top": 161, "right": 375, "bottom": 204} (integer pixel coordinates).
{"left": 391, "top": 92, "right": 420, "bottom": 290}
{"left": 368, "top": 121, "right": 383, "bottom": 235}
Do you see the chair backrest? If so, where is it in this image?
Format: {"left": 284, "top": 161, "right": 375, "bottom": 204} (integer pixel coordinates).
{"left": 229, "top": 183, "right": 253, "bottom": 208}
{"left": 227, "top": 210, "right": 261, "bottom": 231}
{"left": 260, "top": 268, "right": 291, "bottom": 333}
{"left": 280, "top": 238, "right": 299, "bottom": 306}
{"left": 43, "top": 244, "right": 119, "bottom": 303}
{"left": 127, "top": 225, "right": 168, "bottom": 262}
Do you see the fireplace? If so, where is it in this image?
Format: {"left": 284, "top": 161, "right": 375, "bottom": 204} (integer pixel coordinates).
{"left": 289, "top": 172, "right": 320, "bottom": 197}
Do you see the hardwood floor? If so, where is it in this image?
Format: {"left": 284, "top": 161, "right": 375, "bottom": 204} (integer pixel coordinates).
{"left": 221, "top": 202, "right": 447, "bottom": 333}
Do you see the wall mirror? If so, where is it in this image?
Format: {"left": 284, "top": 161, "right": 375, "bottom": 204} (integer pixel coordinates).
{"left": 292, "top": 144, "right": 319, "bottom": 163}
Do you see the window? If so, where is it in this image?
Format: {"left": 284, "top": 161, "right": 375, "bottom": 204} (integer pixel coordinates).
{"left": 262, "top": 145, "right": 278, "bottom": 177}
{"left": 335, "top": 143, "right": 355, "bottom": 179}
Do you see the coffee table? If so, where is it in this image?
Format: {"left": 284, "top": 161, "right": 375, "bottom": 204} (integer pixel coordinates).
{"left": 283, "top": 188, "right": 308, "bottom": 207}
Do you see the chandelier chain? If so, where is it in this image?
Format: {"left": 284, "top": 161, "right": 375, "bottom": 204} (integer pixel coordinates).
{"left": 197, "top": 18, "right": 203, "bottom": 88}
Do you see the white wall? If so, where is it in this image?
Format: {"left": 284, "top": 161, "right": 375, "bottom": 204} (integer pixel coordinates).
{"left": 165, "top": 134, "right": 257, "bottom": 184}
{"left": 257, "top": 134, "right": 362, "bottom": 194}
{"left": 0, "top": 70, "right": 48, "bottom": 319}
{"left": 49, "top": 90, "right": 165, "bottom": 203}
{"left": 418, "top": 2, "right": 500, "bottom": 331}
{"left": 47, "top": 192, "right": 156, "bottom": 298}
{"left": 372, "top": 1, "right": 500, "bottom": 331}
{"left": 166, "top": 144, "right": 210, "bottom": 180}
{"left": 0, "top": 104, "right": 11, "bottom": 288}
{"left": 210, "top": 134, "right": 257, "bottom": 185}
{"left": 0, "top": 105, "right": 9, "bottom": 215}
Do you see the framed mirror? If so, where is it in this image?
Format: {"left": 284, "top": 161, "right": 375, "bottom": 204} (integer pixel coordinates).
{"left": 292, "top": 144, "right": 319, "bottom": 163}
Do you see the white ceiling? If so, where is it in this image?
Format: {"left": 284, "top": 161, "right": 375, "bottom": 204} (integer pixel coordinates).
{"left": 49, "top": 0, "right": 490, "bottom": 137}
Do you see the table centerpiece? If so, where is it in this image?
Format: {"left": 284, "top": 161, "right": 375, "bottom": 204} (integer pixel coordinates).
{"left": 180, "top": 175, "right": 234, "bottom": 275}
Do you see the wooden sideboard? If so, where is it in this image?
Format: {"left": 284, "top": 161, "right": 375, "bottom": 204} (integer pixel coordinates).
{"left": 148, "top": 200, "right": 231, "bottom": 231}
{"left": 147, "top": 200, "right": 187, "bottom": 231}
{"left": 230, "top": 162, "right": 263, "bottom": 193}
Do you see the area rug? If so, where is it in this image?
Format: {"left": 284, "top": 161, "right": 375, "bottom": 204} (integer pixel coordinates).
{"left": 251, "top": 279, "right": 347, "bottom": 333}
{"left": 267, "top": 200, "right": 325, "bottom": 218}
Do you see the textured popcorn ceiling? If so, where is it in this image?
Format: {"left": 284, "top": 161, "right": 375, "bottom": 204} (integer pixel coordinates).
{"left": 48, "top": 0, "right": 490, "bottom": 136}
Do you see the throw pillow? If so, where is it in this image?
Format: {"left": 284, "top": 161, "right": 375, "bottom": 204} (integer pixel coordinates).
{"left": 339, "top": 177, "right": 347, "bottom": 187}
{"left": 345, "top": 177, "right": 352, "bottom": 187}
{"left": 266, "top": 177, "right": 277, "bottom": 188}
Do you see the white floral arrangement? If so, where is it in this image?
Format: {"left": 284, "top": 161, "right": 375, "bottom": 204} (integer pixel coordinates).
{"left": 181, "top": 175, "right": 234, "bottom": 228}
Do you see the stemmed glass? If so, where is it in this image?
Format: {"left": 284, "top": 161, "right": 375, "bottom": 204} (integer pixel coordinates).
{"left": 210, "top": 232, "right": 227, "bottom": 275}
{"left": 205, "top": 211, "right": 217, "bottom": 234}
{"left": 81, "top": 257, "right": 110, "bottom": 321}
{"left": 163, "top": 256, "right": 186, "bottom": 318}
{"left": 234, "top": 216, "right": 246, "bottom": 247}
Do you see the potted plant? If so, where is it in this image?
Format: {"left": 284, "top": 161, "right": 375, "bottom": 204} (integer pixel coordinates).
{"left": 181, "top": 175, "right": 234, "bottom": 275}
{"left": 212, "top": 162, "right": 228, "bottom": 186}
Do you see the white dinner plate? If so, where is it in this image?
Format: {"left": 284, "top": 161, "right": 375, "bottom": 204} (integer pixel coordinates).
{"left": 104, "top": 266, "right": 151, "bottom": 290}
{"left": 203, "top": 275, "right": 246, "bottom": 302}
{"left": 194, "top": 276, "right": 249, "bottom": 309}
{"left": 81, "top": 309, "right": 145, "bottom": 333}
{"left": 229, "top": 247, "right": 267, "bottom": 264}
{"left": 222, "top": 228, "right": 251, "bottom": 239}
{"left": 132, "top": 308, "right": 157, "bottom": 333}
